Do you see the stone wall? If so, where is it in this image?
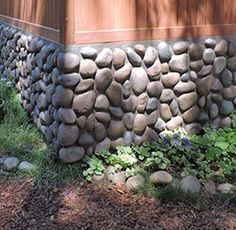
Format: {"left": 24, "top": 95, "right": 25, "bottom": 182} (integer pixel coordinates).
{"left": 1, "top": 24, "right": 236, "bottom": 163}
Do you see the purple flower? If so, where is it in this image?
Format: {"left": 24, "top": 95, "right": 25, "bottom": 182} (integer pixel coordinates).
{"left": 163, "top": 139, "right": 170, "bottom": 145}
{"left": 182, "top": 138, "right": 191, "bottom": 146}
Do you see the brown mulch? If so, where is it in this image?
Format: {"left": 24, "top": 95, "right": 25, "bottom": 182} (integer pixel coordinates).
{"left": 0, "top": 177, "right": 236, "bottom": 230}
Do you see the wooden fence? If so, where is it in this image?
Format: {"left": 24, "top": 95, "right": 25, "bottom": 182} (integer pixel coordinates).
{"left": 0, "top": 0, "right": 236, "bottom": 45}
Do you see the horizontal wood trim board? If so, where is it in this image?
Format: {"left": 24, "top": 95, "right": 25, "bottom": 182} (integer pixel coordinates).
{"left": 0, "top": 14, "right": 60, "bottom": 43}
{"left": 74, "top": 24, "right": 236, "bottom": 44}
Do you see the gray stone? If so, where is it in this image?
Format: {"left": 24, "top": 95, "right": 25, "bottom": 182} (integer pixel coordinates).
{"left": 188, "top": 44, "right": 204, "bottom": 61}
{"left": 147, "top": 59, "right": 162, "bottom": 80}
{"left": 182, "top": 105, "right": 199, "bottom": 123}
{"left": 126, "top": 175, "right": 145, "bottom": 191}
{"left": 203, "top": 48, "right": 215, "bottom": 64}
{"left": 58, "top": 124, "right": 79, "bottom": 147}
{"left": 137, "top": 93, "right": 148, "bottom": 113}
{"left": 169, "top": 54, "right": 189, "bottom": 73}
{"left": 123, "top": 131, "right": 134, "bottom": 146}
{"left": 166, "top": 116, "right": 183, "bottom": 130}
{"left": 37, "top": 93, "right": 48, "bottom": 109}
{"left": 133, "top": 114, "right": 147, "bottom": 134}
{"left": 58, "top": 108, "right": 76, "bottom": 124}
{"left": 189, "top": 71, "right": 198, "bottom": 82}
{"left": 105, "top": 166, "right": 126, "bottom": 185}
{"left": 134, "top": 44, "right": 146, "bottom": 58}
{"left": 77, "top": 116, "right": 86, "bottom": 129}
{"left": 57, "top": 52, "right": 80, "bottom": 73}
{"left": 213, "top": 57, "right": 226, "bottom": 74}
{"left": 53, "top": 85, "right": 73, "bottom": 108}
{"left": 57, "top": 73, "right": 80, "bottom": 87}
{"left": 220, "top": 100, "right": 234, "bottom": 115}
{"left": 78, "top": 132, "right": 94, "bottom": 146}
{"left": 80, "top": 47, "right": 97, "bottom": 60}
{"left": 173, "top": 81, "right": 196, "bottom": 94}
{"left": 161, "top": 72, "right": 180, "bottom": 88}
{"left": 125, "top": 47, "right": 142, "bottom": 67}
{"left": 59, "top": 146, "right": 85, "bottom": 163}
{"left": 95, "top": 68, "right": 113, "bottom": 92}
{"left": 157, "top": 41, "right": 172, "bottom": 62}
{"left": 114, "top": 63, "right": 132, "bottom": 83}
{"left": 161, "top": 63, "right": 169, "bottom": 73}
{"left": 79, "top": 59, "right": 97, "bottom": 78}
{"left": 184, "top": 123, "right": 202, "bottom": 135}
{"left": 123, "top": 113, "right": 135, "bottom": 130}
{"left": 150, "top": 171, "right": 173, "bottom": 185}
{"left": 95, "top": 94, "right": 109, "bottom": 110}
{"left": 154, "top": 118, "right": 166, "bottom": 132}
{"left": 95, "top": 112, "right": 111, "bottom": 123}
{"left": 196, "top": 75, "right": 214, "bottom": 96}
{"left": 221, "top": 117, "right": 231, "bottom": 127}
{"left": 45, "top": 85, "right": 55, "bottom": 103}
{"left": 130, "top": 67, "right": 149, "bottom": 95}
{"left": 75, "top": 79, "right": 94, "bottom": 93}
{"left": 172, "top": 41, "right": 189, "bottom": 54}
{"left": 222, "top": 85, "right": 236, "bottom": 99}
{"left": 111, "top": 138, "right": 124, "bottom": 149}
{"left": 198, "top": 111, "right": 209, "bottom": 123}
{"left": 211, "top": 78, "right": 223, "bottom": 92}
{"left": 211, "top": 117, "right": 222, "bottom": 128}
{"left": 197, "top": 65, "right": 212, "bottom": 78}
{"left": 205, "top": 38, "right": 217, "bottom": 48}
{"left": 92, "top": 173, "right": 106, "bottom": 184}
{"left": 113, "top": 48, "right": 126, "bottom": 69}
{"left": 4, "top": 157, "right": 19, "bottom": 170}
{"left": 95, "top": 48, "right": 113, "bottom": 67}
{"left": 143, "top": 127, "right": 158, "bottom": 142}
{"left": 73, "top": 90, "right": 96, "bottom": 114}
{"left": 181, "top": 72, "right": 190, "bottom": 82}
{"left": 122, "top": 95, "right": 139, "bottom": 112}
{"left": 147, "top": 110, "right": 159, "bottom": 126}
{"left": 106, "top": 81, "right": 122, "bottom": 106}
{"left": 134, "top": 135, "right": 143, "bottom": 145}
{"left": 227, "top": 56, "right": 236, "bottom": 71}
{"left": 170, "top": 99, "right": 179, "bottom": 116}
{"left": 123, "top": 80, "right": 131, "bottom": 98}
{"left": 211, "top": 93, "right": 223, "bottom": 103}
{"left": 95, "top": 138, "right": 111, "bottom": 153}
{"left": 109, "top": 106, "right": 123, "bottom": 119}
{"left": 146, "top": 98, "right": 158, "bottom": 112}
{"left": 190, "top": 60, "right": 204, "bottom": 72}
{"left": 227, "top": 42, "right": 236, "bottom": 57}
{"left": 217, "top": 183, "right": 236, "bottom": 194}
{"left": 220, "top": 69, "right": 233, "bottom": 87}
{"left": 143, "top": 46, "right": 158, "bottom": 66}
{"left": 107, "top": 120, "right": 125, "bottom": 139}
{"left": 94, "top": 122, "right": 106, "bottom": 141}
{"left": 160, "top": 104, "right": 172, "bottom": 121}
{"left": 178, "top": 92, "right": 198, "bottom": 111}
{"left": 160, "top": 89, "right": 175, "bottom": 103}
{"left": 214, "top": 39, "right": 228, "bottom": 56}
{"left": 204, "top": 180, "right": 217, "bottom": 194}
{"left": 180, "top": 176, "right": 201, "bottom": 193}
{"left": 147, "top": 81, "right": 164, "bottom": 97}
{"left": 85, "top": 114, "right": 95, "bottom": 132}
{"left": 209, "top": 103, "right": 219, "bottom": 119}
{"left": 18, "top": 161, "right": 36, "bottom": 170}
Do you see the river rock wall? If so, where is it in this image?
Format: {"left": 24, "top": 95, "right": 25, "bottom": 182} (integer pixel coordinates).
{"left": 1, "top": 24, "right": 236, "bottom": 163}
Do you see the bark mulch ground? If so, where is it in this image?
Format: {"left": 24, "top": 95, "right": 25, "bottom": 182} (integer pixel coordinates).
{"left": 0, "top": 177, "right": 236, "bottom": 230}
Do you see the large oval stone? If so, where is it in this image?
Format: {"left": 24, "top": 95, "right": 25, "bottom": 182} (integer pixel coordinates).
{"left": 214, "top": 39, "right": 228, "bottom": 56}
{"left": 147, "top": 59, "right": 162, "bottom": 80}
{"left": 147, "top": 81, "right": 164, "bottom": 97}
{"left": 94, "top": 122, "right": 106, "bottom": 141}
{"left": 57, "top": 73, "right": 80, "bottom": 87}
{"left": 106, "top": 81, "right": 122, "bottom": 106}
{"left": 125, "top": 47, "right": 142, "bottom": 67}
{"left": 220, "top": 69, "right": 233, "bottom": 87}
{"left": 220, "top": 100, "right": 234, "bottom": 115}
{"left": 133, "top": 114, "right": 147, "bottom": 134}
{"left": 174, "top": 81, "right": 196, "bottom": 94}
{"left": 178, "top": 92, "right": 198, "bottom": 111}
{"left": 227, "top": 56, "right": 236, "bottom": 71}
{"left": 166, "top": 116, "right": 183, "bottom": 130}
{"left": 58, "top": 123, "right": 79, "bottom": 146}
{"left": 123, "top": 112, "right": 135, "bottom": 130}
{"left": 75, "top": 79, "right": 94, "bottom": 93}
{"left": 182, "top": 105, "right": 199, "bottom": 123}
{"left": 107, "top": 120, "right": 125, "bottom": 139}
{"left": 95, "top": 138, "right": 111, "bottom": 153}
{"left": 79, "top": 59, "right": 97, "bottom": 78}
{"left": 196, "top": 75, "right": 214, "bottom": 96}
{"left": 222, "top": 85, "right": 236, "bottom": 99}
{"left": 213, "top": 57, "right": 226, "bottom": 74}
{"left": 114, "top": 63, "right": 132, "bottom": 83}
{"left": 113, "top": 48, "right": 126, "bottom": 69}
{"left": 188, "top": 44, "right": 204, "bottom": 61}
{"left": 95, "top": 68, "right": 113, "bottom": 92}
{"left": 73, "top": 90, "right": 96, "bottom": 114}
{"left": 130, "top": 67, "right": 149, "bottom": 95}
{"left": 160, "top": 104, "right": 172, "bottom": 121}
{"left": 160, "top": 89, "right": 175, "bottom": 103}
{"left": 143, "top": 46, "right": 158, "bottom": 66}
{"left": 169, "top": 54, "right": 190, "bottom": 73}
{"left": 59, "top": 146, "right": 84, "bottom": 163}
{"left": 94, "top": 94, "right": 109, "bottom": 110}
{"left": 172, "top": 41, "right": 189, "bottom": 55}
{"left": 95, "top": 48, "right": 113, "bottom": 68}
{"left": 161, "top": 72, "right": 180, "bottom": 88}
{"left": 57, "top": 52, "right": 80, "bottom": 73}
{"left": 58, "top": 108, "right": 77, "bottom": 124}
{"left": 157, "top": 41, "right": 172, "bottom": 62}
{"left": 53, "top": 85, "right": 74, "bottom": 108}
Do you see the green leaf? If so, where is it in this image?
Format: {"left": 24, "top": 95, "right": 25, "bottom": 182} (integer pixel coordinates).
{"left": 215, "top": 142, "right": 229, "bottom": 150}
{"left": 206, "top": 147, "right": 221, "bottom": 161}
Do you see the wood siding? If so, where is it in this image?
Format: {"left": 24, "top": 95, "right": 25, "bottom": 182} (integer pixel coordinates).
{"left": 0, "top": 0, "right": 236, "bottom": 44}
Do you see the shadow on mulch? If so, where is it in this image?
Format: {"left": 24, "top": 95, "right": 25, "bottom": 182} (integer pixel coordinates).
{"left": 0, "top": 177, "right": 236, "bottom": 230}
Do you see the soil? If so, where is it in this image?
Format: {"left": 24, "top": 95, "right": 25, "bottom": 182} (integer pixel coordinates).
{"left": 0, "top": 177, "right": 236, "bottom": 230}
